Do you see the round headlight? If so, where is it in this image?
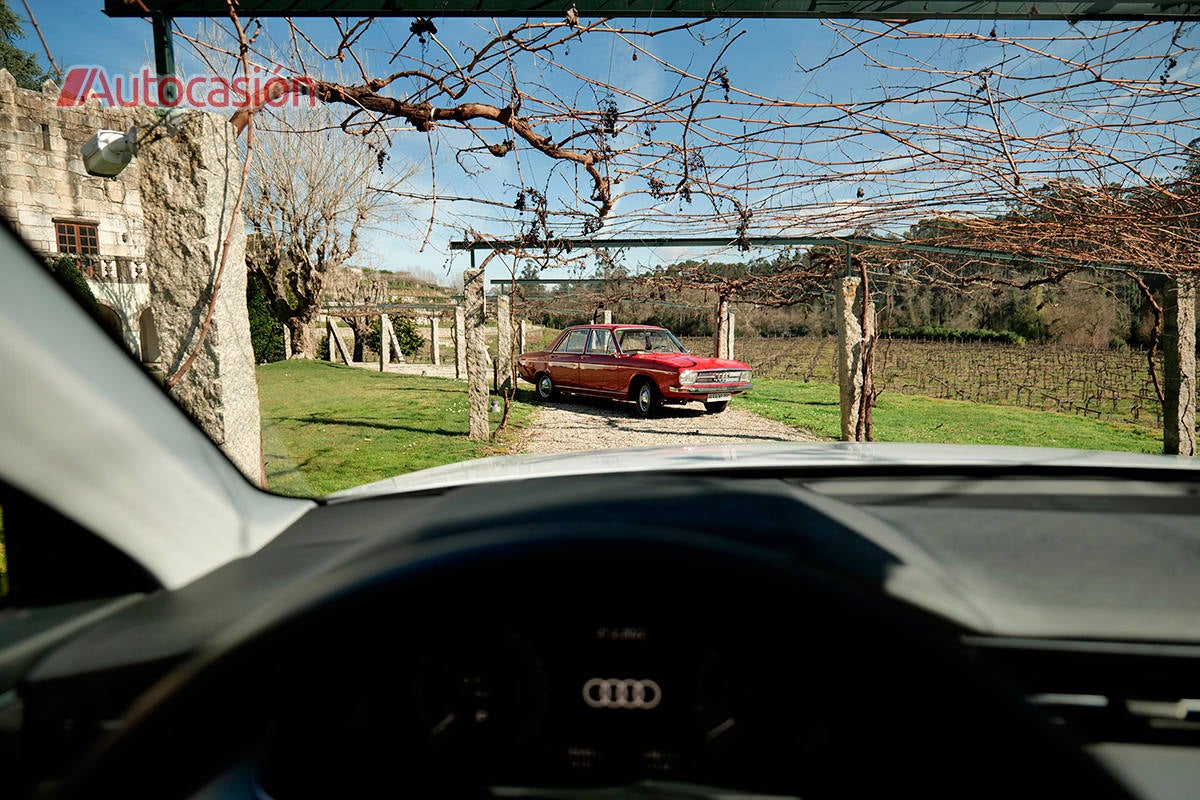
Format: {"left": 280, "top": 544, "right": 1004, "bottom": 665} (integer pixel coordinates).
{"left": 679, "top": 370, "right": 697, "bottom": 385}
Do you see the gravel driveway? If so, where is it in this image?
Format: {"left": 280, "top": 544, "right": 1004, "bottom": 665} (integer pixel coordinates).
{"left": 518, "top": 396, "right": 822, "bottom": 455}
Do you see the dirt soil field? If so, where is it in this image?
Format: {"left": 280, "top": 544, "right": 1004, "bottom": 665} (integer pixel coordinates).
{"left": 518, "top": 395, "right": 822, "bottom": 454}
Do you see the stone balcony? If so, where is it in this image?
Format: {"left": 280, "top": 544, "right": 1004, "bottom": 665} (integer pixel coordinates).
{"left": 42, "top": 253, "right": 148, "bottom": 283}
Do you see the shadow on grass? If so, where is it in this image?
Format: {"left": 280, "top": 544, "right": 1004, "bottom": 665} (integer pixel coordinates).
{"left": 386, "top": 385, "right": 465, "bottom": 394}
{"left": 289, "top": 414, "right": 464, "bottom": 437}
{"left": 753, "top": 396, "right": 839, "bottom": 408}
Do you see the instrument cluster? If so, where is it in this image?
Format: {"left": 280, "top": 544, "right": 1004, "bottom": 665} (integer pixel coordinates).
{"left": 255, "top": 615, "right": 862, "bottom": 797}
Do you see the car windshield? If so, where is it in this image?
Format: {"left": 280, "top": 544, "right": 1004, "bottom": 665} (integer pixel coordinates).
{"left": 1, "top": 2, "right": 1196, "bottom": 509}
{"left": 616, "top": 329, "right": 687, "bottom": 355}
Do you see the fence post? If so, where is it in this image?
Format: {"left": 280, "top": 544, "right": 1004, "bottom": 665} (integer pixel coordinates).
{"left": 454, "top": 304, "right": 466, "bottom": 380}
{"left": 602, "top": 308, "right": 613, "bottom": 325}
{"left": 836, "top": 276, "right": 875, "bottom": 441}
{"left": 1164, "top": 276, "right": 1197, "bottom": 456}
{"left": 326, "top": 318, "right": 352, "bottom": 365}
{"left": 384, "top": 315, "right": 404, "bottom": 364}
{"left": 379, "top": 313, "right": 388, "bottom": 372}
{"left": 713, "top": 297, "right": 729, "bottom": 359}
{"left": 430, "top": 316, "right": 441, "bottom": 365}
{"left": 283, "top": 323, "right": 292, "bottom": 359}
{"left": 464, "top": 269, "right": 489, "bottom": 440}
{"left": 726, "top": 309, "right": 736, "bottom": 361}
{"left": 496, "top": 294, "right": 514, "bottom": 394}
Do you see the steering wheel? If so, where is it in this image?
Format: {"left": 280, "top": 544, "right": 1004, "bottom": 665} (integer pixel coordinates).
{"left": 53, "top": 527, "right": 1137, "bottom": 800}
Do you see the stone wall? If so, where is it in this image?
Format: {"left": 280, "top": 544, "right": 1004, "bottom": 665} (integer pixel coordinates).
{"left": 0, "top": 71, "right": 144, "bottom": 259}
{"left": 0, "top": 71, "right": 152, "bottom": 359}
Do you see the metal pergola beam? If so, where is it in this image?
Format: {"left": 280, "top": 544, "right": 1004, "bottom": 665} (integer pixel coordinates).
{"left": 455, "top": 235, "right": 1158, "bottom": 275}
{"left": 323, "top": 302, "right": 461, "bottom": 315}
{"left": 104, "top": 1, "right": 1200, "bottom": 21}
{"left": 490, "top": 279, "right": 613, "bottom": 285}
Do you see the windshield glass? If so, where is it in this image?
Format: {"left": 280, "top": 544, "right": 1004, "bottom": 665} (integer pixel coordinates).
{"left": 5, "top": 4, "right": 1196, "bottom": 502}
{"left": 616, "top": 329, "right": 687, "bottom": 355}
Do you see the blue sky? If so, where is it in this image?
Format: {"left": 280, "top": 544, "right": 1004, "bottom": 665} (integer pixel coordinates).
{"left": 23, "top": 3, "right": 1200, "bottom": 287}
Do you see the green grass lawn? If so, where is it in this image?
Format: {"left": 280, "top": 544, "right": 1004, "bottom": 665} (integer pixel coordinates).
{"left": 258, "top": 361, "right": 532, "bottom": 497}
{"left": 743, "top": 377, "right": 1165, "bottom": 454}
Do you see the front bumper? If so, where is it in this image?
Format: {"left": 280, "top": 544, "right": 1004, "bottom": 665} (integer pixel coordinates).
{"left": 665, "top": 383, "right": 753, "bottom": 398}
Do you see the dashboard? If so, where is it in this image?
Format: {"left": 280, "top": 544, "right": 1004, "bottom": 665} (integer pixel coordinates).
{"left": 251, "top": 567, "right": 870, "bottom": 800}
{"left": 13, "top": 468, "right": 1200, "bottom": 800}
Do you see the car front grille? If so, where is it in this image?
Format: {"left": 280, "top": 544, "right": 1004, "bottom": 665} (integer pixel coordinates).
{"left": 695, "top": 370, "right": 746, "bottom": 384}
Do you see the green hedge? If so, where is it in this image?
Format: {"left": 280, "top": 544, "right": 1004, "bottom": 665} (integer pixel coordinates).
{"left": 51, "top": 257, "right": 100, "bottom": 316}
{"left": 247, "top": 278, "right": 286, "bottom": 364}
{"left": 881, "top": 326, "right": 1026, "bottom": 345}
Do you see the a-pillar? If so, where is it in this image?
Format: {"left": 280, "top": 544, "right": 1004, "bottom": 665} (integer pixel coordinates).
{"left": 464, "top": 269, "right": 489, "bottom": 440}
{"left": 496, "top": 295, "right": 514, "bottom": 394}
{"left": 835, "top": 276, "right": 876, "bottom": 442}
{"left": 454, "top": 305, "right": 466, "bottom": 380}
{"left": 713, "top": 297, "right": 730, "bottom": 359}
{"left": 1164, "top": 276, "right": 1197, "bottom": 456}
{"left": 430, "top": 317, "right": 441, "bottom": 365}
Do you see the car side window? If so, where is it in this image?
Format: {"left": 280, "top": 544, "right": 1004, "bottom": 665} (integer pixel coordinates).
{"left": 586, "top": 329, "right": 615, "bottom": 354}
{"left": 618, "top": 330, "right": 650, "bottom": 353}
{"left": 555, "top": 330, "right": 588, "bottom": 354}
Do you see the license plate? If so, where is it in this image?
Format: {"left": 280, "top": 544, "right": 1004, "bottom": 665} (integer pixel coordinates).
{"left": 707, "top": 393, "right": 732, "bottom": 402}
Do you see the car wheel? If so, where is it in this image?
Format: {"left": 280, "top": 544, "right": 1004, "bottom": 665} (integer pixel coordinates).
{"left": 705, "top": 400, "right": 730, "bottom": 414}
{"left": 633, "top": 379, "right": 661, "bottom": 418}
{"left": 535, "top": 373, "right": 556, "bottom": 401}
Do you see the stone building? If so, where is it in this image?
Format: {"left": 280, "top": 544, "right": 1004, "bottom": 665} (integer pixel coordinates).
{"left": 0, "top": 69, "right": 158, "bottom": 367}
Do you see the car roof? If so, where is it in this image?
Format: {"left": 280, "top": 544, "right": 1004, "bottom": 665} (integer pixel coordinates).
{"left": 565, "top": 324, "right": 663, "bottom": 330}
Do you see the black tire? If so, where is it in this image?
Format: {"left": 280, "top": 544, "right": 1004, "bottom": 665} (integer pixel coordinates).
{"left": 705, "top": 400, "right": 730, "bottom": 414}
{"left": 632, "top": 378, "right": 661, "bottom": 418}
{"left": 535, "top": 372, "right": 556, "bottom": 401}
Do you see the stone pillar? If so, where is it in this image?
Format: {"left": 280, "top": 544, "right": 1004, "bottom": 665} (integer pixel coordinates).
{"left": 464, "top": 269, "right": 489, "bottom": 440}
{"left": 1164, "top": 276, "right": 1197, "bottom": 456}
{"left": 430, "top": 316, "right": 441, "bottom": 365}
{"left": 836, "top": 276, "right": 876, "bottom": 442}
{"left": 138, "top": 110, "right": 262, "bottom": 482}
{"left": 602, "top": 308, "right": 613, "bottom": 325}
{"left": 379, "top": 313, "right": 389, "bottom": 372}
{"left": 726, "top": 309, "right": 736, "bottom": 361}
{"left": 283, "top": 324, "right": 292, "bottom": 359}
{"left": 326, "top": 318, "right": 352, "bottom": 365}
{"left": 496, "top": 295, "right": 514, "bottom": 394}
{"left": 454, "top": 304, "right": 466, "bottom": 380}
{"left": 713, "top": 297, "right": 730, "bottom": 359}
{"left": 383, "top": 315, "right": 404, "bottom": 363}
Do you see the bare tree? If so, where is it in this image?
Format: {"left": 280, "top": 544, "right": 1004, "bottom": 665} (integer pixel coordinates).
{"left": 244, "top": 107, "right": 410, "bottom": 359}
{"left": 325, "top": 267, "right": 389, "bottom": 361}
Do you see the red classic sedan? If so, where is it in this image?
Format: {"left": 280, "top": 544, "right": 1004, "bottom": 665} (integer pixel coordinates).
{"left": 516, "top": 324, "right": 753, "bottom": 416}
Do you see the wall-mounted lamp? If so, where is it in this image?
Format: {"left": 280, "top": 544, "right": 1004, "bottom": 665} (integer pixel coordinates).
{"left": 81, "top": 109, "right": 186, "bottom": 178}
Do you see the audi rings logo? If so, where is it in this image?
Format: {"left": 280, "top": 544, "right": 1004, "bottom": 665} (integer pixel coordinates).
{"left": 582, "top": 678, "right": 662, "bottom": 710}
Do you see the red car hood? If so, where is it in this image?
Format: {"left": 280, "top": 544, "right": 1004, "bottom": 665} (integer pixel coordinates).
{"left": 631, "top": 353, "right": 750, "bottom": 370}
